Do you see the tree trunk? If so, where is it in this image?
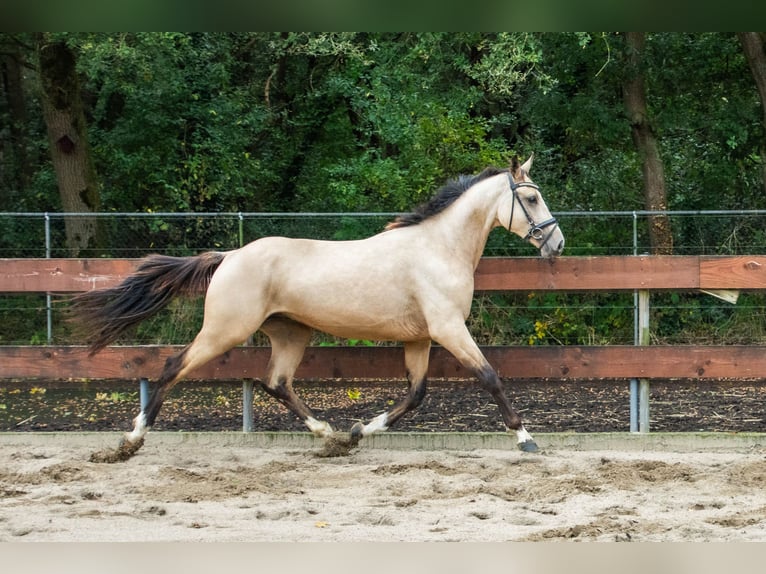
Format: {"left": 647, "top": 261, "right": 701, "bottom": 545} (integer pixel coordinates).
{"left": 36, "top": 33, "right": 101, "bottom": 256}
{"left": 622, "top": 32, "right": 673, "bottom": 255}
{"left": 737, "top": 32, "right": 766, "bottom": 196}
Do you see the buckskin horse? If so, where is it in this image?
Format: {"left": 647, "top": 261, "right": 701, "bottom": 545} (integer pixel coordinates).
{"left": 72, "top": 155, "right": 564, "bottom": 462}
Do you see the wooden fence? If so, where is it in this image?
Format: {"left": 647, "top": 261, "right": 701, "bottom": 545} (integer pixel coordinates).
{"left": 2, "top": 255, "right": 766, "bottom": 432}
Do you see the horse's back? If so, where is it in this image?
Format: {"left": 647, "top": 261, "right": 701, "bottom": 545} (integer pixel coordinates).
{"left": 229, "top": 233, "right": 414, "bottom": 281}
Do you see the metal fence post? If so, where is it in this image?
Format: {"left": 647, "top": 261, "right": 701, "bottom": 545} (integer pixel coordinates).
{"left": 637, "top": 289, "right": 651, "bottom": 432}
{"left": 238, "top": 211, "right": 256, "bottom": 432}
{"left": 242, "top": 379, "right": 255, "bottom": 432}
{"left": 629, "top": 206, "right": 651, "bottom": 433}
{"left": 139, "top": 378, "right": 150, "bottom": 411}
{"left": 44, "top": 213, "right": 52, "bottom": 344}
{"left": 630, "top": 210, "right": 651, "bottom": 432}
{"left": 630, "top": 212, "right": 639, "bottom": 432}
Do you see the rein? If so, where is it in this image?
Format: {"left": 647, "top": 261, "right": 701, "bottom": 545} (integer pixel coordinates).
{"left": 507, "top": 172, "right": 559, "bottom": 250}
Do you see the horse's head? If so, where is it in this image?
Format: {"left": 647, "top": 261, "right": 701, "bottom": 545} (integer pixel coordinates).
{"left": 501, "top": 154, "right": 565, "bottom": 258}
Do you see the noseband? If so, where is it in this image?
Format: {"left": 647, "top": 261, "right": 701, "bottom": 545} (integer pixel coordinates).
{"left": 507, "top": 173, "right": 559, "bottom": 250}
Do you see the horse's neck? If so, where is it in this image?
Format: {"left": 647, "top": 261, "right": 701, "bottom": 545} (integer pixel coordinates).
{"left": 434, "top": 178, "right": 503, "bottom": 269}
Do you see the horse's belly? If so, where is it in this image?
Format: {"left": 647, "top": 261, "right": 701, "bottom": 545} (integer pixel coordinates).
{"left": 283, "top": 302, "right": 428, "bottom": 342}
{"left": 315, "top": 322, "right": 425, "bottom": 342}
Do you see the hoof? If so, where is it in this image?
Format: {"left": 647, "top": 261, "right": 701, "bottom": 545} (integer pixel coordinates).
{"left": 350, "top": 421, "right": 365, "bottom": 442}
{"left": 518, "top": 439, "right": 539, "bottom": 453}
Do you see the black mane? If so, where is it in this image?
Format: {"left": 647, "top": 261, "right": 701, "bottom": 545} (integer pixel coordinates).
{"left": 387, "top": 166, "right": 506, "bottom": 229}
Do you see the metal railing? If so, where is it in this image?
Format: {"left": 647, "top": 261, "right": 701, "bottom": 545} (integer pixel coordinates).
{"left": 2, "top": 209, "right": 766, "bottom": 258}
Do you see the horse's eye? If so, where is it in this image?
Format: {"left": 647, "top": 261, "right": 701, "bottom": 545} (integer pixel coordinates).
{"left": 527, "top": 195, "right": 538, "bottom": 205}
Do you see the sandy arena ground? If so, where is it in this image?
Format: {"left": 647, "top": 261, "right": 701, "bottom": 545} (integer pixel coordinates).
{"left": 2, "top": 432, "right": 766, "bottom": 542}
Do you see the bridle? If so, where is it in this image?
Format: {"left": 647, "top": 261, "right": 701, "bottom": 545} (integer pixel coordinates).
{"left": 507, "top": 172, "right": 559, "bottom": 250}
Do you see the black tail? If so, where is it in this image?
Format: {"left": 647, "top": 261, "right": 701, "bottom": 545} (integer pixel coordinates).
{"left": 70, "top": 252, "right": 226, "bottom": 355}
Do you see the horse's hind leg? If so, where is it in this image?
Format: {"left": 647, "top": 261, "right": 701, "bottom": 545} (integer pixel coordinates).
{"left": 92, "top": 322, "right": 253, "bottom": 463}
{"left": 350, "top": 339, "right": 431, "bottom": 440}
{"left": 119, "top": 343, "right": 226, "bottom": 453}
{"left": 259, "top": 317, "right": 334, "bottom": 437}
{"left": 120, "top": 347, "right": 189, "bottom": 443}
{"left": 91, "top": 343, "right": 200, "bottom": 462}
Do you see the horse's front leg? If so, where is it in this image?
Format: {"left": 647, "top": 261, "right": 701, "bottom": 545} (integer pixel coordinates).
{"left": 350, "top": 339, "right": 431, "bottom": 441}
{"left": 473, "top": 362, "right": 538, "bottom": 452}
{"left": 433, "top": 323, "right": 539, "bottom": 453}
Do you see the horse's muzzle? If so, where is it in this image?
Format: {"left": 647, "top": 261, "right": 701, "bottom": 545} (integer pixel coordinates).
{"left": 539, "top": 231, "right": 565, "bottom": 259}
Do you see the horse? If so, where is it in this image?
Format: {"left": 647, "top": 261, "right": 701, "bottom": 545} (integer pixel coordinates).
{"left": 72, "top": 155, "right": 564, "bottom": 462}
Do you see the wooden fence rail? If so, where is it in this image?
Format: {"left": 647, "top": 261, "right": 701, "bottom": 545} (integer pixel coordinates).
{"left": 2, "top": 256, "right": 766, "bottom": 433}
{"left": 2, "top": 344, "right": 766, "bottom": 381}
{"left": 2, "top": 255, "right": 766, "bottom": 293}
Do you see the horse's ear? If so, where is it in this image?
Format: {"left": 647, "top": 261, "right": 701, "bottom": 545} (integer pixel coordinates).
{"left": 510, "top": 156, "right": 521, "bottom": 177}
{"left": 520, "top": 153, "right": 534, "bottom": 174}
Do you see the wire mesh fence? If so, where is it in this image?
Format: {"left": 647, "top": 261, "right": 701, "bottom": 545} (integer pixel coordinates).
{"left": 1, "top": 210, "right": 765, "bottom": 347}
{"left": 2, "top": 210, "right": 766, "bottom": 258}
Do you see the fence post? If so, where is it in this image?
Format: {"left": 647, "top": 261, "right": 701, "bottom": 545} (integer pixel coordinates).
{"left": 45, "top": 213, "right": 52, "bottom": 344}
{"left": 139, "top": 378, "right": 150, "bottom": 411}
{"left": 629, "top": 379, "right": 638, "bottom": 432}
{"left": 238, "top": 212, "right": 256, "bottom": 432}
{"left": 637, "top": 290, "right": 651, "bottom": 432}
{"left": 630, "top": 212, "right": 639, "bottom": 432}
{"left": 242, "top": 379, "right": 255, "bottom": 432}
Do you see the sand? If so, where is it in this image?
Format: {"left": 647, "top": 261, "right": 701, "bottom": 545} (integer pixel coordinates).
{"left": 2, "top": 432, "right": 766, "bottom": 542}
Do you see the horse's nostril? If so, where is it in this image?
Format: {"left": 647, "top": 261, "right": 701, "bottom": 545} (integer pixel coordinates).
{"left": 557, "top": 239, "right": 565, "bottom": 253}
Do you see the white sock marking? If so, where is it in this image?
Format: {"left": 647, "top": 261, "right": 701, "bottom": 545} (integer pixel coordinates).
{"left": 305, "top": 417, "right": 334, "bottom": 437}
{"left": 515, "top": 426, "right": 534, "bottom": 444}
{"left": 126, "top": 412, "right": 148, "bottom": 443}
{"left": 362, "top": 413, "right": 389, "bottom": 436}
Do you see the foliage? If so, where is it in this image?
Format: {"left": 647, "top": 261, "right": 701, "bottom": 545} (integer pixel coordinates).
{"left": 3, "top": 32, "right": 763, "bottom": 216}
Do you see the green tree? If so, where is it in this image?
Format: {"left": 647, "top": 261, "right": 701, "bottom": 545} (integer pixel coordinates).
{"left": 622, "top": 32, "right": 672, "bottom": 254}
{"left": 279, "top": 33, "right": 550, "bottom": 212}
{"left": 2, "top": 32, "right": 765, "bottom": 232}
{"left": 79, "top": 33, "right": 274, "bottom": 213}
{"left": 36, "top": 32, "right": 102, "bottom": 255}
